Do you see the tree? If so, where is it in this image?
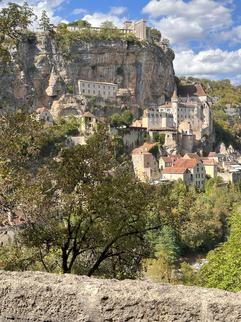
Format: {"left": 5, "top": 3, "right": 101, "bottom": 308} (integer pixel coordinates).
{"left": 198, "top": 207, "right": 241, "bottom": 292}
{"left": 0, "top": 2, "right": 36, "bottom": 40}
{"left": 110, "top": 111, "right": 133, "bottom": 127}
{"left": 150, "top": 28, "right": 161, "bottom": 42}
{"left": 0, "top": 118, "right": 155, "bottom": 278}
{"left": 0, "top": 2, "right": 36, "bottom": 62}
{"left": 144, "top": 226, "right": 180, "bottom": 283}
{"left": 39, "top": 10, "right": 53, "bottom": 32}
{"left": 100, "top": 21, "right": 116, "bottom": 29}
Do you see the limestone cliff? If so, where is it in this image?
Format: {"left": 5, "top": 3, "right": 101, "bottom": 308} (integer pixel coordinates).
{"left": 0, "top": 271, "right": 241, "bottom": 321}
{"left": 0, "top": 33, "right": 175, "bottom": 115}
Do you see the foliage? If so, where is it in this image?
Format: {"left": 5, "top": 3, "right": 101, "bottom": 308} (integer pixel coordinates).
{"left": 152, "top": 133, "right": 165, "bottom": 145}
{"left": 68, "top": 20, "right": 91, "bottom": 28}
{"left": 110, "top": 111, "right": 134, "bottom": 127}
{"left": 39, "top": 10, "right": 54, "bottom": 32}
{"left": 150, "top": 28, "right": 161, "bottom": 42}
{"left": 0, "top": 2, "right": 36, "bottom": 63}
{"left": 197, "top": 207, "right": 241, "bottom": 292}
{"left": 144, "top": 226, "right": 180, "bottom": 283}
{"left": 55, "top": 23, "right": 140, "bottom": 56}
{"left": 0, "top": 115, "right": 156, "bottom": 278}
{"left": 100, "top": 21, "right": 116, "bottom": 29}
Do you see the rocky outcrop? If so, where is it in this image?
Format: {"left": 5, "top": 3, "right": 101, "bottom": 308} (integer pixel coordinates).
{"left": 0, "top": 271, "right": 241, "bottom": 321}
{"left": 0, "top": 33, "right": 175, "bottom": 115}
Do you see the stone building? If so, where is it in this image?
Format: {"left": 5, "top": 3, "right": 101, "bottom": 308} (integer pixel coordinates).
{"left": 158, "top": 84, "right": 213, "bottom": 141}
{"left": 78, "top": 80, "right": 118, "bottom": 100}
{"left": 161, "top": 154, "right": 206, "bottom": 190}
{"left": 123, "top": 20, "right": 151, "bottom": 41}
{"left": 36, "top": 107, "right": 54, "bottom": 125}
{"left": 131, "top": 143, "right": 160, "bottom": 182}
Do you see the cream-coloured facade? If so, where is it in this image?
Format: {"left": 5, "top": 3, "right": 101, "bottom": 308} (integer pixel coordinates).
{"left": 162, "top": 167, "right": 192, "bottom": 185}
{"left": 123, "top": 20, "right": 151, "bottom": 41}
{"left": 202, "top": 159, "right": 218, "bottom": 178}
{"left": 142, "top": 108, "right": 174, "bottom": 130}
{"left": 78, "top": 80, "right": 118, "bottom": 99}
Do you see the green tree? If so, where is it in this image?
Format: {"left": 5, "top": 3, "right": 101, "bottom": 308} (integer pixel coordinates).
{"left": 0, "top": 2, "right": 36, "bottom": 62}
{"left": 0, "top": 118, "right": 156, "bottom": 278}
{"left": 100, "top": 21, "right": 116, "bottom": 29}
{"left": 144, "top": 226, "right": 180, "bottom": 282}
{"left": 198, "top": 207, "right": 241, "bottom": 292}
{"left": 39, "top": 10, "right": 53, "bottom": 32}
{"left": 150, "top": 28, "right": 161, "bottom": 42}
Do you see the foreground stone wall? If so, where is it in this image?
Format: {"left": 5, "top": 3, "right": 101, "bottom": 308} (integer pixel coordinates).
{"left": 0, "top": 271, "right": 241, "bottom": 321}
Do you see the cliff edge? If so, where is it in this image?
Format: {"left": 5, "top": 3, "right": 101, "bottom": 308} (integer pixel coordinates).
{"left": 0, "top": 33, "right": 175, "bottom": 114}
{"left": 0, "top": 271, "right": 241, "bottom": 321}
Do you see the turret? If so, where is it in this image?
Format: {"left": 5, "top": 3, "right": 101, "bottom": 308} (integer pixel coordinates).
{"left": 171, "top": 88, "right": 178, "bottom": 127}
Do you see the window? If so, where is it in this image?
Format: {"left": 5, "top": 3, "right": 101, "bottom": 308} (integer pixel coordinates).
{"left": 82, "top": 89, "right": 85, "bottom": 93}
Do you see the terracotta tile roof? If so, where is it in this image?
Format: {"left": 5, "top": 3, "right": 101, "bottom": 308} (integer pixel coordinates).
{"left": 175, "top": 158, "right": 198, "bottom": 169}
{"left": 162, "top": 167, "right": 188, "bottom": 174}
{"left": 171, "top": 89, "right": 178, "bottom": 100}
{"left": 178, "top": 84, "right": 207, "bottom": 98}
{"left": 160, "top": 156, "right": 172, "bottom": 163}
{"left": 184, "top": 153, "right": 201, "bottom": 160}
{"left": 203, "top": 159, "right": 218, "bottom": 166}
{"left": 208, "top": 152, "right": 217, "bottom": 157}
{"left": 160, "top": 155, "right": 180, "bottom": 163}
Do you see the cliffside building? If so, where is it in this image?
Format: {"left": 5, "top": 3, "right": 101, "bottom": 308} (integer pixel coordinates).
{"left": 132, "top": 83, "right": 213, "bottom": 154}
{"left": 123, "top": 20, "right": 151, "bottom": 41}
{"left": 78, "top": 80, "right": 118, "bottom": 100}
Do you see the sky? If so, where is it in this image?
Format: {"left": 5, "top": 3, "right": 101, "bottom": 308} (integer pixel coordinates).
{"left": 1, "top": 0, "right": 241, "bottom": 84}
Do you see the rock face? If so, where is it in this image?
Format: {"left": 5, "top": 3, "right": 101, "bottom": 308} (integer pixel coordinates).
{"left": 0, "top": 271, "right": 241, "bottom": 322}
{"left": 0, "top": 33, "right": 175, "bottom": 115}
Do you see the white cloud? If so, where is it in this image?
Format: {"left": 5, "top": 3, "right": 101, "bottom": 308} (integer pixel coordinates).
{"left": 174, "top": 48, "right": 241, "bottom": 82}
{"left": 143, "top": 0, "right": 232, "bottom": 45}
{"left": 82, "top": 7, "right": 127, "bottom": 28}
{"left": 110, "top": 6, "right": 127, "bottom": 15}
{"left": 72, "top": 8, "right": 88, "bottom": 15}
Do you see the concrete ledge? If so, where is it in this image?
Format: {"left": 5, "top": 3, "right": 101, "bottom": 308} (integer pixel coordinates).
{"left": 0, "top": 270, "right": 240, "bottom": 321}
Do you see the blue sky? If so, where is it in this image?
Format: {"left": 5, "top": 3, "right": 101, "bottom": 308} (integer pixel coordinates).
{"left": 1, "top": 0, "right": 241, "bottom": 84}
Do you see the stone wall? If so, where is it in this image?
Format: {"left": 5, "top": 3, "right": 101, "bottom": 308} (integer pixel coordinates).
{"left": 0, "top": 271, "right": 241, "bottom": 321}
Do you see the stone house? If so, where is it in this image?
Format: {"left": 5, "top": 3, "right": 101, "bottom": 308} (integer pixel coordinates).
{"left": 159, "top": 155, "right": 180, "bottom": 170}
{"left": 131, "top": 143, "right": 160, "bottom": 182}
{"left": 162, "top": 167, "right": 192, "bottom": 185}
{"left": 36, "top": 107, "right": 54, "bottom": 125}
{"left": 174, "top": 158, "right": 205, "bottom": 190}
{"left": 123, "top": 20, "right": 151, "bottom": 41}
